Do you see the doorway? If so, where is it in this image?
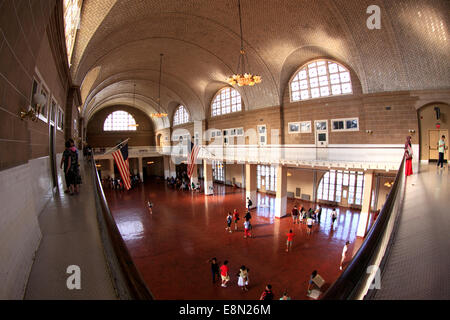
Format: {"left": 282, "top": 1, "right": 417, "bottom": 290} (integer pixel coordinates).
{"left": 418, "top": 103, "right": 449, "bottom": 161}
{"left": 49, "top": 124, "right": 57, "bottom": 188}
{"left": 428, "top": 129, "right": 449, "bottom": 161}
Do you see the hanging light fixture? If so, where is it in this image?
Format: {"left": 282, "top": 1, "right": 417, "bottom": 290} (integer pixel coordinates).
{"left": 128, "top": 83, "right": 140, "bottom": 128}
{"left": 151, "top": 53, "right": 168, "bottom": 118}
{"left": 226, "top": 0, "right": 262, "bottom": 87}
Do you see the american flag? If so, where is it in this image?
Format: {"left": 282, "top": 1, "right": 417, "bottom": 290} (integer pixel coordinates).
{"left": 112, "top": 142, "right": 131, "bottom": 190}
{"left": 187, "top": 144, "right": 200, "bottom": 179}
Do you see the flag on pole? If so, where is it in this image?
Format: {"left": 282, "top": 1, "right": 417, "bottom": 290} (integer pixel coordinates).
{"left": 187, "top": 145, "right": 200, "bottom": 179}
{"left": 112, "top": 142, "right": 132, "bottom": 190}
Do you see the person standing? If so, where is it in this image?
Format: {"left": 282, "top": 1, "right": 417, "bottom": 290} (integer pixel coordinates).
{"left": 226, "top": 212, "right": 233, "bottom": 233}
{"left": 259, "top": 284, "right": 274, "bottom": 300}
{"left": 331, "top": 208, "right": 337, "bottom": 228}
{"left": 220, "top": 260, "right": 230, "bottom": 287}
{"left": 147, "top": 199, "right": 153, "bottom": 214}
{"left": 316, "top": 205, "right": 323, "bottom": 224}
{"left": 405, "top": 136, "right": 413, "bottom": 176}
{"left": 207, "top": 257, "right": 220, "bottom": 284}
{"left": 237, "top": 266, "right": 249, "bottom": 291}
{"left": 291, "top": 205, "right": 299, "bottom": 224}
{"left": 60, "top": 141, "right": 74, "bottom": 194}
{"left": 340, "top": 241, "right": 350, "bottom": 270}
{"left": 244, "top": 209, "right": 252, "bottom": 222}
{"left": 286, "top": 229, "right": 294, "bottom": 252}
{"left": 246, "top": 197, "right": 253, "bottom": 211}
{"left": 244, "top": 220, "right": 252, "bottom": 238}
{"left": 437, "top": 135, "right": 447, "bottom": 169}
{"left": 233, "top": 209, "right": 240, "bottom": 230}
{"left": 306, "top": 216, "right": 313, "bottom": 235}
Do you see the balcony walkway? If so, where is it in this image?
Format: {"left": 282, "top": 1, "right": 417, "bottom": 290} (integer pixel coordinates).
{"left": 372, "top": 164, "right": 450, "bottom": 299}
{"left": 24, "top": 161, "right": 117, "bottom": 300}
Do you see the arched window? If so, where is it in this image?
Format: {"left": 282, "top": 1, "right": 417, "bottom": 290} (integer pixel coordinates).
{"left": 103, "top": 111, "right": 137, "bottom": 131}
{"left": 290, "top": 59, "right": 352, "bottom": 102}
{"left": 173, "top": 105, "right": 189, "bottom": 126}
{"left": 317, "top": 170, "right": 365, "bottom": 205}
{"left": 211, "top": 87, "right": 242, "bottom": 117}
{"left": 63, "top": 0, "right": 83, "bottom": 65}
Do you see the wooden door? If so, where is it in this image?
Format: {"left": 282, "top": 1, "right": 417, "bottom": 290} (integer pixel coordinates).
{"left": 429, "top": 130, "right": 440, "bottom": 160}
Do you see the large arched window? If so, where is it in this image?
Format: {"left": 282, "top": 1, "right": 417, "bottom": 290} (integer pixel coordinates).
{"left": 290, "top": 59, "right": 352, "bottom": 102}
{"left": 211, "top": 87, "right": 242, "bottom": 117}
{"left": 173, "top": 105, "right": 189, "bottom": 126}
{"left": 103, "top": 111, "right": 137, "bottom": 131}
{"left": 63, "top": 0, "right": 83, "bottom": 65}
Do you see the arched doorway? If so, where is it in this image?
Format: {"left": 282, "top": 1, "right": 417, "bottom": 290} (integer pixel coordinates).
{"left": 156, "top": 134, "right": 162, "bottom": 147}
{"left": 418, "top": 103, "right": 449, "bottom": 162}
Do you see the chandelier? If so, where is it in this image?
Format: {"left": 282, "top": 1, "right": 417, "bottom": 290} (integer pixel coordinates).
{"left": 226, "top": 0, "right": 261, "bottom": 87}
{"left": 151, "top": 53, "right": 168, "bottom": 118}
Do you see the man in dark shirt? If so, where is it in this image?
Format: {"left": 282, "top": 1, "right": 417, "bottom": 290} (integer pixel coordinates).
{"left": 260, "top": 284, "right": 274, "bottom": 300}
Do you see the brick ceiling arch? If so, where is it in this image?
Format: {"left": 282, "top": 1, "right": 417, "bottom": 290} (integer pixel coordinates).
{"left": 73, "top": 0, "right": 450, "bottom": 125}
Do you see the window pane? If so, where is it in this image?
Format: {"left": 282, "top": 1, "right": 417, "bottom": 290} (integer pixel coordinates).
{"left": 211, "top": 88, "right": 241, "bottom": 117}
{"left": 104, "top": 111, "right": 137, "bottom": 131}
{"left": 291, "top": 59, "right": 352, "bottom": 102}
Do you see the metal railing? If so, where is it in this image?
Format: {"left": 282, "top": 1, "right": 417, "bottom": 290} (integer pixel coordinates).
{"left": 321, "top": 156, "right": 406, "bottom": 300}
{"left": 90, "top": 154, "right": 154, "bottom": 300}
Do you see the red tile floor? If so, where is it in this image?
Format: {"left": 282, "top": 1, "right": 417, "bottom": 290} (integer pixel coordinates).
{"left": 105, "top": 179, "right": 364, "bottom": 300}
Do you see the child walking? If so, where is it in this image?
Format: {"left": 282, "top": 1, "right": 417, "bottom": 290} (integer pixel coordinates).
{"left": 286, "top": 229, "right": 294, "bottom": 252}
{"left": 226, "top": 212, "right": 233, "bottom": 233}
{"left": 244, "top": 220, "right": 252, "bottom": 238}
{"left": 233, "top": 209, "right": 240, "bottom": 230}
{"left": 237, "top": 266, "right": 249, "bottom": 291}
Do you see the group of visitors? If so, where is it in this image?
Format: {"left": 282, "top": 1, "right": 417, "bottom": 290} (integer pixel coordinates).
{"left": 225, "top": 208, "right": 253, "bottom": 238}
{"left": 60, "top": 138, "right": 81, "bottom": 196}
{"left": 103, "top": 174, "right": 141, "bottom": 190}
{"left": 208, "top": 257, "right": 291, "bottom": 300}
{"left": 166, "top": 172, "right": 200, "bottom": 192}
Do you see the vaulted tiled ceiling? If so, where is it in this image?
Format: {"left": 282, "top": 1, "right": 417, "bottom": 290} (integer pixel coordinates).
{"left": 73, "top": 0, "right": 450, "bottom": 129}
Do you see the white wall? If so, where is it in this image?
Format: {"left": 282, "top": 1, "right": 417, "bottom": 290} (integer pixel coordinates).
{"left": 0, "top": 155, "right": 56, "bottom": 299}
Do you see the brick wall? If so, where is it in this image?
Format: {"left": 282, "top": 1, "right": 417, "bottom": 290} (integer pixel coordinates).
{"left": 86, "top": 105, "right": 155, "bottom": 147}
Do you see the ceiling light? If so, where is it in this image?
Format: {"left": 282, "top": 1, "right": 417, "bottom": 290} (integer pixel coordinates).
{"left": 151, "top": 53, "right": 168, "bottom": 118}
{"left": 226, "top": 0, "right": 261, "bottom": 87}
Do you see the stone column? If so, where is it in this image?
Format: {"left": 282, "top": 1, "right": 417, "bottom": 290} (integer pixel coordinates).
{"left": 275, "top": 165, "right": 288, "bottom": 218}
{"left": 245, "top": 164, "right": 257, "bottom": 209}
{"left": 138, "top": 157, "right": 144, "bottom": 182}
{"left": 109, "top": 158, "right": 115, "bottom": 179}
{"left": 163, "top": 156, "right": 170, "bottom": 179}
{"left": 203, "top": 160, "right": 214, "bottom": 195}
{"left": 169, "top": 157, "right": 176, "bottom": 178}
{"left": 190, "top": 165, "right": 199, "bottom": 186}
{"left": 357, "top": 170, "right": 374, "bottom": 237}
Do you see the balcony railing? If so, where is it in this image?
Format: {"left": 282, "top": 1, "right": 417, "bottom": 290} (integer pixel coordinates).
{"left": 90, "top": 153, "right": 154, "bottom": 300}
{"left": 321, "top": 156, "right": 406, "bottom": 299}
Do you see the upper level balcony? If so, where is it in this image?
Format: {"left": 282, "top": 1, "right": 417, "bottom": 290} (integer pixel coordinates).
{"left": 93, "top": 143, "right": 412, "bottom": 171}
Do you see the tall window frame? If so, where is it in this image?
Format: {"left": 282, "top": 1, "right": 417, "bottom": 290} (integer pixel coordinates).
{"left": 173, "top": 105, "right": 190, "bottom": 126}
{"left": 257, "top": 165, "right": 277, "bottom": 192}
{"left": 290, "top": 59, "right": 353, "bottom": 102}
{"left": 211, "top": 87, "right": 242, "bottom": 117}
{"left": 103, "top": 110, "right": 137, "bottom": 132}
{"left": 317, "top": 170, "right": 365, "bottom": 205}
{"left": 63, "top": 0, "right": 83, "bottom": 66}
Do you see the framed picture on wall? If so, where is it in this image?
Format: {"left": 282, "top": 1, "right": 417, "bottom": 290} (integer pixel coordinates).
{"left": 288, "top": 122, "right": 300, "bottom": 133}
{"left": 300, "top": 121, "right": 312, "bottom": 133}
